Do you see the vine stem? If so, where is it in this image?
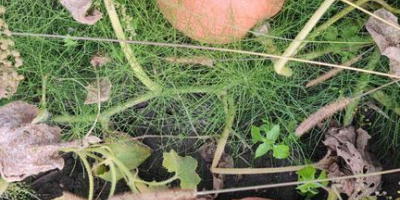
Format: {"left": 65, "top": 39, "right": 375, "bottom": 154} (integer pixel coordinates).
{"left": 89, "top": 147, "right": 179, "bottom": 188}
{"left": 103, "top": 0, "right": 161, "bottom": 92}
{"left": 278, "top": 0, "right": 371, "bottom": 75}
{"left": 211, "top": 95, "right": 236, "bottom": 170}
{"left": 273, "top": 0, "right": 337, "bottom": 76}
{"left": 53, "top": 85, "right": 224, "bottom": 124}
{"left": 108, "top": 162, "right": 117, "bottom": 199}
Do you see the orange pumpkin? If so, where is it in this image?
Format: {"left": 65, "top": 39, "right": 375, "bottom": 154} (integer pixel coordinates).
{"left": 157, "top": 0, "right": 285, "bottom": 44}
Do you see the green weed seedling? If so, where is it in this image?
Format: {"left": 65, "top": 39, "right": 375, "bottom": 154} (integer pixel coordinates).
{"left": 296, "top": 166, "right": 328, "bottom": 198}
{"left": 251, "top": 124, "right": 290, "bottom": 159}
{"left": 162, "top": 150, "right": 201, "bottom": 189}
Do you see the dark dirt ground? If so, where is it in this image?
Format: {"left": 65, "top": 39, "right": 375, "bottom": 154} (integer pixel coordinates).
{"left": 22, "top": 135, "right": 400, "bottom": 200}
{"left": 26, "top": 137, "right": 300, "bottom": 200}
{"left": 20, "top": 103, "right": 400, "bottom": 200}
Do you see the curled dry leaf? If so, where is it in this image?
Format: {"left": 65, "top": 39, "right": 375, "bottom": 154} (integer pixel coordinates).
{"left": 366, "top": 9, "right": 400, "bottom": 76}
{"left": 165, "top": 57, "right": 214, "bottom": 67}
{"left": 0, "top": 102, "right": 78, "bottom": 182}
{"left": 317, "top": 126, "right": 381, "bottom": 199}
{"left": 252, "top": 23, "right": 271, "bottom": 37}
{"left": 84, "top": 77, "right": 112, "bottom": 105}
{"left": 90, "top": 55, "right": 110, "bottom": 68}
{"left": 200, "top": 141, "right": 234, "bottom": 193}
{"left": 59, "top": 0, "right": 103, "bottom": 25}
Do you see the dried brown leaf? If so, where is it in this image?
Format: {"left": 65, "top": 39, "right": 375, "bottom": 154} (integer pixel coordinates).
{"left": 84, "top": 78, "right": 112, "bottom": 105}
{"left": 59, "top": 0, "right": 102, "bottom": 25}
{"left": 200, "top": 141, "right": 233, "bottom": 168}
{"left": 109, "top": 189, "right": 196, "bottom": 200}
{"left": 90, "top": 55, "right": 110, "bottom": 68}
{"left": 200, "top": 141, "right": 216, "bottom": 163}
{"left": 366, "top": 9, "right": 400, "bottom": 76}
{"left": 213, "top": 175, "right": 224, "bottom": 191}
{"left": 295, "top": 98, "right": 352, "bottom": 137}
{"left": 0, "top": 102, "right": 78, "bottom": 182}
{"left": 319, "top": 127, "right": 381, "bottom": 199}
{"left": 165, "top": 57, "right": 214, "bottom": 67}
{"left": 306, "top": 56, "right": 362, "bottom": 88}
{"left": 199, "top": 141, "right": 234, "bottom": 194}
{"left": 252, "top": 23, "right": 270, "bottom": 37}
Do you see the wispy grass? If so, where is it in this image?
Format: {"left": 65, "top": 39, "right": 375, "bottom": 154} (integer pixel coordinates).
{"left": 1, "top": 0, "right": 400, "bottom": 170}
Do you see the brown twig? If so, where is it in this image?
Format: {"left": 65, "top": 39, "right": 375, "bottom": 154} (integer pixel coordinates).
{"left": 306, "top": 55, "right": 363, "bottom": 88}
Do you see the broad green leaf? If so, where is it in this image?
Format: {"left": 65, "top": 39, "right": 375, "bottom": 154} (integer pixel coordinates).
{"left": 296, "top": 183, "right": 321, "bottom": 195}
{"left": 296, "top": 184, "right": 309, "bottom": 194}
{"left": 255, "top": 143, "right": 272, "bottom": 158}
{"left": 296, "top": 166, "right": 327, "bottom": 196}
{"left": 94, "top": 140, "right": 152, "bottom": 182}
{"left": 317, "top": 170, "right": 329, "bottom": 186}
{"left": 297, "top": 166, "right": 316, "bottom": 181}
{"left": 162, "top": 150, "right": 201, "bottom": 189}
{"left": 266, "top": 124, "right": 280, "bottom": 142}
{"left": 259, "top": 124, "right": 270, "bottom": 131}
{"left": 94, "top": 164, "right": 124, "bottom": 182}
{"left": 272, "top": 144, "right": 290, "bottom": 159}
{"left": 251, "top": 126, "right": 263, "bottom": 143}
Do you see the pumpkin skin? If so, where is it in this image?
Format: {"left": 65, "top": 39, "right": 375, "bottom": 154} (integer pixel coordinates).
{"left": 157, "top": 0, "right": 285, "bottom": 44}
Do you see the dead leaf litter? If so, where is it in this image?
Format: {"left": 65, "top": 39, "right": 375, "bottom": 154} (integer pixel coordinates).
{"left": 165, "top": 57, "right": 214, "bottom": 67}
{"left": 0, "top": 102, "right": 78, "bottom": 182}
{"left": 317, "top": 126, "right": 381, "bottom": 199}
{"left": 84, "top": 77, "right": 112, "bottom": 105}
{"left": 90, "top": 55, "right": 110, "bottom": 68}
{"left": 200, "top": 141, "right": 234, "bottom": 194}
{"left": 366, "top": 9, "right": 400, "bottom": 76}
{"left": 59, "top": 0, "right": 103, "bottom": 25}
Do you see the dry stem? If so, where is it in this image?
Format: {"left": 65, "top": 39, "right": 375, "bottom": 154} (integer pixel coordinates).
{"left": 273, "top": 0, "right": 337, "bottom": 76}
{"left": 103, "top": 0, "right": 161, "bottom": 91}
